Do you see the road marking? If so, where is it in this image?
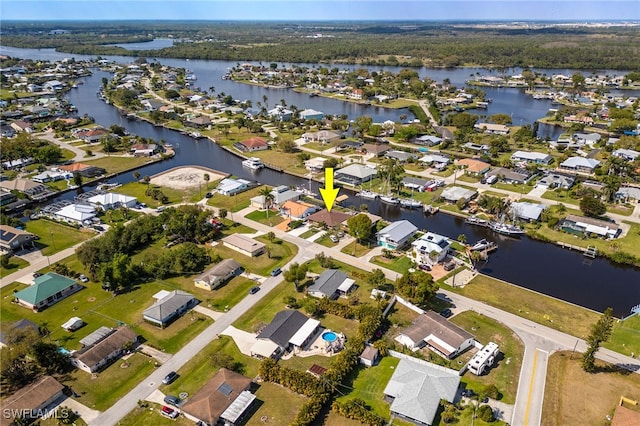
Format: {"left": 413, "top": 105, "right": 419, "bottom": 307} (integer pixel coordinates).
{"left": 523, "top": 349, "right": 540, "bottom": 426}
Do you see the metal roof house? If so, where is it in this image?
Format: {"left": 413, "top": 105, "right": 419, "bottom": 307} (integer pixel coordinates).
{"left": 194, "top": 259, "right": 243, "bottom": 291}
{"left": 71, "top": 327, "right": 138, "bottom": 373}
{"left": 334, "top": 164, "right": 377, "bottom": 185}
{"left": 440, "top": 186, "right": 477, "bottom": 203}
{"left": 560, "top": 214, "right": 621, "bottom": 239}
{"left": 510, "top": 202, "right": 546, "bottom": 222}
{"left": 377, "top": 220, "right": 418, "bottom": 250}
{"left": 307, "top": 269, "right": 355, "bottom": 299}
{"left": 13, "top": 272, "right": 82, "bottom": 311}
{"left": 222, "top": 234, "right": 266, "bottom": 257}
{"left": 142, "top": 290, "right": 198, "bottom": 328}
{"left": 383, "top": 356, "right": 460, "bottom": 426}
{"left": 254, "top": 310, "right": 320, "bottom": 357}
{"left": 217, "top": 178, "right": 252, "bottom": 196}
{"left": 511, "top": 150, "right": 553, "bottom": 165}
{"left": 395, "top": 311, "right": 475, "bottom": 358}
{"left": 559, "top": 157, "right": 600, "bottom": 174}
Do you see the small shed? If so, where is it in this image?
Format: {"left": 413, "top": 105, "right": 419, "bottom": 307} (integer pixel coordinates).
{"left": 62, "top": 317, "right": 84, "bottom": 332}
{"left": 360, "top": 346, "right": 380, "bottom": 367}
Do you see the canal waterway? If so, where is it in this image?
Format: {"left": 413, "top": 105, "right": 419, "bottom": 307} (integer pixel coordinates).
{"left": 2, "top": 45, "right": 639, "bottom": 316}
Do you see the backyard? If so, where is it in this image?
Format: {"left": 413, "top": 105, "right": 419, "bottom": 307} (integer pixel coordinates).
{"left": 25, "top": 219, "right": 94, "bottom": 256}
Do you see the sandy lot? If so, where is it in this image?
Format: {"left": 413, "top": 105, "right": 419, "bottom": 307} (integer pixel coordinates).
{"left": 150, "top": 166, "right": 227, "bottom": 190}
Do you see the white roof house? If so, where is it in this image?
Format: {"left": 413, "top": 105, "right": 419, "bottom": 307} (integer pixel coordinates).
{"left": 87, "top": 192, "right": 137, "bottom": 210}
{"left": 412, "top": 232, "right": 451, "bottom": 266}
{"left": 511, "top": 150, "right": 553, "bottom": 165}
{"left": 383, "top": 356, "right": 460, "bottom": 426}
{"left": 52, "top": 204, "right": 96, "bottom": 225}
{"left": 419, "top": 153, "right": 450, "bottom": 165}
{"left": 217, "top": 178, "right": 251, "bottom": 196}
{"left": 299, "top": 109, "right": 324, "bottom": 120}
{"left": 510, "top": 202, "right": 546, "bottom": 222}
{"left": 612, "top": 149, "right": 640, "bottom": 161}
{"left": 377, "top": 220, "right": 418, "bottom": 250}
{"left": 304, "top": 157, "right": 327, "bottom": 172}
{"left": 559, "top": 157, "right": 600, "bottom": 174}
{"left": 440, "top": 186, "right": 477, "bottom": 203}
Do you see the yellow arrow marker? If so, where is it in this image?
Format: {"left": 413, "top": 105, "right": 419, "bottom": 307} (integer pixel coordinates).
{"left": 319, "top": 168, "right": 340, "bottom": 212}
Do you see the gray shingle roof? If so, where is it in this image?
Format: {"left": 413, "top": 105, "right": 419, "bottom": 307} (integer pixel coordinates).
{"left": 306, "top": 269, "right": 349, "bottom": 297}
{"left": 142, "top": 290, "right": 196, "bottom": 323}
{"left": 257, "top": 310, "right": 310, "bottom": 348}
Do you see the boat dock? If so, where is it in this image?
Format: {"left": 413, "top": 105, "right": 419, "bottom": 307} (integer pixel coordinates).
{"left": 556, "top": 241, "right": 598, "bottom": 258}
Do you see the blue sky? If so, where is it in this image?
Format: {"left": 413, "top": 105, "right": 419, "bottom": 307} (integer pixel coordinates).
{"left": 1, "top": 1, "right": 638, "bottom": 21}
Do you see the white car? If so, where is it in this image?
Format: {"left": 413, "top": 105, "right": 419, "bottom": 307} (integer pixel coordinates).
{"left": 329, "top": 235, "right": 339, "bottom": 243}
{"left": 79, "top": 274, "right": 89, "bottom": 283}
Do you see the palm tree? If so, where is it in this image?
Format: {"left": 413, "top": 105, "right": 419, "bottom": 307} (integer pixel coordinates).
{"left": 258, "top": 187, "right": 275, "bottom": 218}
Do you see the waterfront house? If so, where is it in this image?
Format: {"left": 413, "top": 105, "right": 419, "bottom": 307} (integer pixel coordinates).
{"left": 221, "top": 234, "right": 266, "bottom": 257}
{"left": 43, "top": 80, "right": 64, "bottom": 91}
{"left": 268, "top": 106, "right": 293, "bottom": 121}
{"left": 250, "top": 185, "right": 301, "bottom": 209}
{"left": 307, "top": 269, "right": 355, "bottom": 299}
{"left": 412, "top": 232, "right": 451, "bottom": 267}
{"left": 559, "top": 157, "right": 600, "bottom": 174}
{"left": 350, "top": 88, "right": 364, "bottom": 100}
{"left": 0, "top": 225, "right": 36, "bottom": 253}
{"left": 334, "top": 164, "right": 377, "bottom": 185}
{"left": 1, "top": 376, "right": 65, "bottom": 425}
{"left": 510, "top": 202, "right": 546, "bottom": 222}
{"left": 194, "top": 259, "right": 243, "bottom": 291}
{"left": 474, "top": 122, "right": 509, "bottom": 135}
{"left": 304, "top": 157, "right": 327, "bottom": 172}
{"left": 383, "top": 356, "right": 460, "bottom": 426}
{"left": 511, "top": 150, "right": 553, "bottom": 165}
{"left": 58, "top": 163, "right": 107, "bottom": 178}
{"left": 13, "top": 272, "right": 82, "bottom": 311}
{"left": 50, "top": 203, "right": 97, "bottom": 225}
{"left": 573, "top": 132, "right": 601, "bottom": 147}
{"left": 143, "top": 290, "right": 198, "bottom": 328}
{"left": 0, "top": 179, "right": 49, "bottom": 199}
{"left": 560, "top": 214, "right": 620, "bottom": 239}
{"left": 0, "top": 190, "right": 17, "bottom": 207}
{"left": 86, "top": 192, "right": 137, "bottom": 210}
{"left": 280, "top": 200, "right": 319, "bottom": 220}
{"left": 377, "top": 220, "right": 418, "bottom": 250}
{"left": 299, "top": 108, "right": 324, "bottom": 121}
{"left": 254, "top": 310, "right": 320, "bottom": 357}
{"left": 71, "top": 327, "right": 138, "bottom": 373}
{"left": 217, "top": 178, "right": 251, "bottom": 196}
{"left": 306, "top": 209, "right": 351, "bottom": 229}
{"left": 32, "top": 170, "right": 72, "bottom": 183}
{"left": 402, "top": 176, "right": 430, "bottom": 192}
{"left": 440, "top": 186, "right": 477, "bottom": 203}
{"left": 234, "top": 137, "right": 268, "bottom": 152}
{"left": 186, "top": 115, "right": 212, "bottom": 128}
{"left": 181, "top": 369, "right": 255, "bottom": 426}
{"left": 396, "top": 311, "right": 475, "bottom": 357}
{"left": 130, "top": 143, "right": 159, "bottom": 157}
{"left": 75, "top": 128, "right": 108, "bottom": 143}
{"left": 456, "top": 158, "right": 491, "bottom": 176}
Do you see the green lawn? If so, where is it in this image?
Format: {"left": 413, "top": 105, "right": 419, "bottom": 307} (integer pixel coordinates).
{"left": 457, "top": 174, "right": 482, "bottom": 183}
{"left": 493, "top": 182, "right": 532, "bottom": 195}
{"left": 208, "top": 185, "right": 267, "bottom": 212}
{"left": 606, "top": 314, "right": 640, "bottom": 356}
{"left": 65, "top": 353, "right": 155, "bottom": 411}
{"left": 244, "top": 209, "right": 285, "bottom": 226}
{"left": 83, "top": 156, "right": 157, "bottom": 175}
{"left": 115, "top": 405, "right": 193, "bottom": 426}
{"left": 25, "top": 219, "right": 93, "bottom": 256}
{"left": 450, "top": 311, "right": 524, "bottom": 404}
{"left": 541, "top": 189, "right": 580, "bottom": 206}
{"left": 234, "top": 280, "right": 299, "bottom": 333}
{"left": 335, "top": 356, "right": 399, "bottom": 418}
{"left": 116, "top": 182, "right": 199, "bottom": 207}
{"left": 371, "top": 255, "right": 414, "bottom": 274}
{"left": 0, "top": 255, "right": 29, "bottom": 278}
{"left": 315, "top": 232, "right": 339, "bottom": 248}
{"left": 340, "top": 239, "right": 375, "bottom": 257}
{"left": 246, "top": 382, "right": 308, "bottom": 426}
{"left": 299, "top": 228, "right": 320, "bottom": 239}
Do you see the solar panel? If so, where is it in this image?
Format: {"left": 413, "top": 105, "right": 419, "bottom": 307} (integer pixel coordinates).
{"left": 0, "top": 231, "right": 15, "bottom": 242}
{"left": 217, "top": 382, "right": 233, "bottom": 397}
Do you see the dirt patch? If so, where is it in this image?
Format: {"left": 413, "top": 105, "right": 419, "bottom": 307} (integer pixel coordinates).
{"left": 150, "top": 166, "right": 226, "bottom": 190}
{"left": 542, "top": 351, "right": 640, "bottom": 426}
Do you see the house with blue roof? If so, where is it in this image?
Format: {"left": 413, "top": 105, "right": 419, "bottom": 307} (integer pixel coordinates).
{"left": 13, "top": 272, "right": 82, "bottom": 311}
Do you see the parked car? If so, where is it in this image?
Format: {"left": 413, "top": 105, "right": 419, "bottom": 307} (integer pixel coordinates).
{"left": 329, "top": 235, "right": 339, "bottom": 243}
{"left": 443, "top": 261, "right": 456, "bottom": 271}
{"left": 461, "top": 389, "right": 476, "bottom": 398}
{"left": 163, "top": 395, "right": 181, "bottom": 407}
{"left": 270, "top": 267, "right": 282, "bottom": 277}
{"left": 418, "top": 264, "right": 432, "bottom": 271}
{"left": 33, "top": 272, "right": 43, "bottom": 278}
{"left": 440, "top": 308, "right": 453, "bottom": 318}
{"left": 162, "top": 371, "right": 178, "bottom": 385}
{"left": 78, "top": 274, "right": 89, "bottom": 283}
{"left": 249, "top": 286, "right": 261, "bottom": 295}
{"left": 160, "top": 406, "right": 178, "bottom": 419}
{"left": 205, "top": 192, "right": 213, "bottom": 198}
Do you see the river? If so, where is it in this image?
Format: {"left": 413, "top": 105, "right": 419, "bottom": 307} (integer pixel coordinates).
{"left": 2, "top": 45, "right": 639, "bottom": 316}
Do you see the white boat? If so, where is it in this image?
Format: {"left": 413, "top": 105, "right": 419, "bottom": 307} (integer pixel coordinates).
{"left": 489, "top": 221, "right": 525, "bottom": 236}
{"left": 380, "top": 195, "right": 400, "bottom": 205}
{"left": 400, "top": 198, "right": 422, "bottom": 209}
{"left": 358, "top": 190, "right": 379, "bottom": 200}
{"left": 470, "top": 239, "right": 497, "bottom": 251}
{"left": 242, "top": 157, "right": 264, "bottom": 170}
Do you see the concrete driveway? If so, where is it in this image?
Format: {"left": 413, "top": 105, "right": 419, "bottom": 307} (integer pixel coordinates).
{"left": 220, "top": 325, "right": 258, "bottom": 356}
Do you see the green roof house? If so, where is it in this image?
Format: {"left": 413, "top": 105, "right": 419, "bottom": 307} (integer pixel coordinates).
{"left": 14, "top": 272, "right": 82, "bottom": 311}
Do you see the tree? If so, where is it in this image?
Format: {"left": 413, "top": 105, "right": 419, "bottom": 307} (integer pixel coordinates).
{"left": 283, "top": 262, "right": 308, "bottom": 292}
{"left": 258, "top": 187, "right": 275, "bottom": 218}
{"left": 133, "top": 171, "right": 141, "bottom": 182}
{"left": 457, "top": 234, "right": 467, "bottom": 244}
{"left": 366, "top": 269, "right": 387, "bottom": 289}
{"left": 579, "top": 195, "right": 606, "bottom": 218}
{"left": 347, "top": 213, "right": 372, "bottom": 254}
{"left": 582, "top": 307, "right": 614, "bottom": 372}
{"left": 266, "top": 231, "right": 276, "bottom": 242}
{"left": 72, "top": 172, "right": 83, "bottom": 188}
{"left": 276, "top": 136, "right": 297, "bottom": 153}
{"left": 219, "top": 208, "right": 228, "bottom": 220}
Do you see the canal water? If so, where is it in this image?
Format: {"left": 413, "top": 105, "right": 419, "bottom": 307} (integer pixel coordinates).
{"left": 2, "top": 45, "right": 639, "bottom": 316}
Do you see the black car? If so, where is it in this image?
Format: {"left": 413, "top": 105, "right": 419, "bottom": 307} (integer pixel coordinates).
{"left": 205, "top": 192, "right": 213, "bottom": 198}
{"left": 249, "top": 286, "right": 261, "bottom": 295}
{"left": 162, "top": 371, "right": 178, "bottom": 385}
{"left": 33, "top": 272, "right": 43, "bottom": 278}
{"left": 163, "top": 395, "right": 181, "bottom": 407}
{"left": 440, "top": 308, "right": 453, "bottom": 318}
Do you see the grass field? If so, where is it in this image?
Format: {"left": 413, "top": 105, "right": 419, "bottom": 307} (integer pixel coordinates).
{"left": 299, "top": 228, "right": 320, "bottom": 239}
{"left": 607, "top": 314, "right": 640, "bottom": 356}
{"left": 25, "top": 219, "right": 94, "bottom": 256}
{"left": 83, "top": 156, "right": 157, "bottom": 175}
{"left": 246, "top": 382, "right": 308, "bottom": 426}
{"left": 371, "top": 255, "right": 414, "bottom": 274}
{"left": 340, "top": 239, "right": 375, "bottom": 257}
{"left": 115, "top": 182, "right": 202, "bottom": 207}
{"left": 0, "top": 255, "right": 29, "bottom": 278}
{"left": 315, "top": 232, "right": 339, "bottom": 248}
{"left": 542, "top": 351, "right": 640, "bottom": 426}
{"left": 208, "top": 185, "right": 266, "bottom": 212}
{"left": 450, "top": 311, "right": 524, "bottom": 404}
{"left": 244, "top": 209, "right": 285, "bottom": 226}
{"left": 115, "top": 405, "right": 193, "bottom": 426}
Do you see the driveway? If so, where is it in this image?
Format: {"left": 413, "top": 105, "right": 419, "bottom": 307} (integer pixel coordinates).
{"left": 220, "top": 325, "right": 258, "bottom": 356}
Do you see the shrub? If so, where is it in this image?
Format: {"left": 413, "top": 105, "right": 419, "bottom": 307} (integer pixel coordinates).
{"left": 477, "top": 404, "right": 495, "bottom": 422}
{"left": 483, "top": 384, "right": 500, "bottom": 400}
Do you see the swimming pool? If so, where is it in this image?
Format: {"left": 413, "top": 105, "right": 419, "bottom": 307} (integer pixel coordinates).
{"left": 322, "top": 331, "right": 337, "bottom": 342}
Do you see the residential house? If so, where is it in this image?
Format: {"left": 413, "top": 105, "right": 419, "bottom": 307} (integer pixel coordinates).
{"left": 402, "top": 177, "right": 430, "bottom": 192}
{"left": 511, "top": 150, "right": 553, "bottom": 165}
{"left": 10, "top": 120, "right": 34, "bottom": 133}
{"left": 462, "top": 142, "right": 490, "bottom": 154}
{"left": 58, "top": 163, "right": 107, "bottom": 178}
{"left": 268, "top": 106, "right": 293, "bottom": 121}
{"left": 181, "top": 369, "right": 255, "bottom": 426}
{"left": 306, "top": 209, "right": 351, "bottom": 229}
{"left": 0, "top": 376, "right": 65, "bottom": 426}
{"left": 0, "top": 190, "right": 17, "bottom": 207}
{"left": 350, "top": 89, "right": 364, "bottom": 100}
{"left": 186, "top": 116, "right": 212, "bottom": 128}
{"left": 130, "top": 143, "right": 159, "bottom": 157}
{"left": 396, "top": 311, "right": 475, "bottom": 358}
{"left": 250, "top": 185, "right": 302, "bottom": 209}
{"left": 377, "top": 220, "right": 418, "bottom": 250}
{"left": 302, "top": 130, "right": 341, "bottom": 144}
{"left": 383, "top": 356, "right": 460, "bottom": 426}
{"left": 0, "top": 179, "right": 49, "bottom": 198}
{"left": 75, "top": 128, "right": 108, "bottom": 143}
{"left": 485, "top": 167, "right": 532, "bottom": 184}
{"left": 71, "top": 327, "right": 138, "bottom": 373}
{"left": 412, "top": 233, "right": 451, "bottom": 267}
{"left": 31, "top": 170, "right": 72, "bottom": 183}
{"left": 361, "top": 143, "right": 390, "bottom": 157}
{"left": 280, "top": 200, "right": 319, "bottom": 220}
{"left": 0, "top": 319, "right": 39, "bottom": 348}
{"left": 615, "top": 186, "right": 640, "bottom": 203}
{"left": 217, "top": 178, "right": 251, "bottom": 196}
{"left": 559, "top": 157, "right": 600, "bottom": 174}
{"left": 13, "top": 272, "right": 82, "bottom": 311}
{"left": 412, "top": 135, "right": 442, "bottom": 146}
{"left": 299, "top": 109, "right": 324, "bottom": 121}
{"left": 359, "top": 346, "right": 380, "bottom": 367}
{"left": 304, "top": 157, "right": 327, "bottom": 172}
{"left": 419, "top": 153, "right": 450, "bottom": 169}
{"left": 2, "top": 158, "right": 35, "bottom": 170}
{"left": 86, "top": 192, "right": 137, "bottom": 210}
{"left": 307, "top": 269, "right": 355, "bottom": 299}
{"left": 474, "top": 122, "right": 509, "bottom": 135}
{"left": 456, "top": 158, "right": 491, "bottom": 176}
{"left": 560, "top": 214, "right": 621, "bottom": 239}
{"left": 610, "top": 404, "right": 640, "bottom": 426}
{"left": 0, "top": 225, "right": 36, "bottom": 253}
{"left": 334, "top": 164, "right": 377, "bottom": 185}
{"left": 0, "top": 125, "right": 16, "bottom": 138}
{"left": 510, "top": 202, "right": 546, "bottom": 222}
{"left": 43, "top": 80, "right": 64, "bottom": 91}
{"left": 222, "top": 234, "right": 266, "bottom": 257}
{"left": 612, "top": 149, "right": 640, "bottom": 162}
{"left": 234, "top": 137, "right": 268, "bottom": 152}
{"left": 440, "top": 186, "right": 477, "bottom": 203}
{"left": 50, "top": 203, "right": 97, "bottom": 225}
{"left": 386, "top": 150, "right": 418, "bottom": 163}
{"left": 573, "top": 132, "right": 601, "bottom": 147}
{"left": 194, "top": 259, "right": 243, "bottom": 291}
{"left": 253, "top": 310, "right": 320, "bottom": 357}
{"left": 142, "top": 290, "right": 198, "bottom": 327}
{"left": 537, "top": 172, "right": 575, "bottom": 189}
{"left": 141, "top": 99, "right": 165, "bottom": 111}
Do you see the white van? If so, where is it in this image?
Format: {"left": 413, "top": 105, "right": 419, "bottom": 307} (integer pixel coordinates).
{"left": 485, "top": 175, "right": 498, "bottom": 185}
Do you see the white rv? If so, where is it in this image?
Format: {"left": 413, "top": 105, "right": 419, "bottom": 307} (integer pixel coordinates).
{"left": 467, "top": 342, "right": 499, "bottom": 376}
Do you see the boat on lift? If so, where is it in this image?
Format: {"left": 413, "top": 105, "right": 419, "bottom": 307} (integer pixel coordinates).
{"left": 400, "top": 198, "right": 422, "bottom": 209}
{"left": 489, "top": 221, "right": 525, "bottom": 236}
{"left": 242, "top": 157, "right": 265, "bottom": 170}
{"left": 470, "top": 239, "right": 497, "bottom": 251}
